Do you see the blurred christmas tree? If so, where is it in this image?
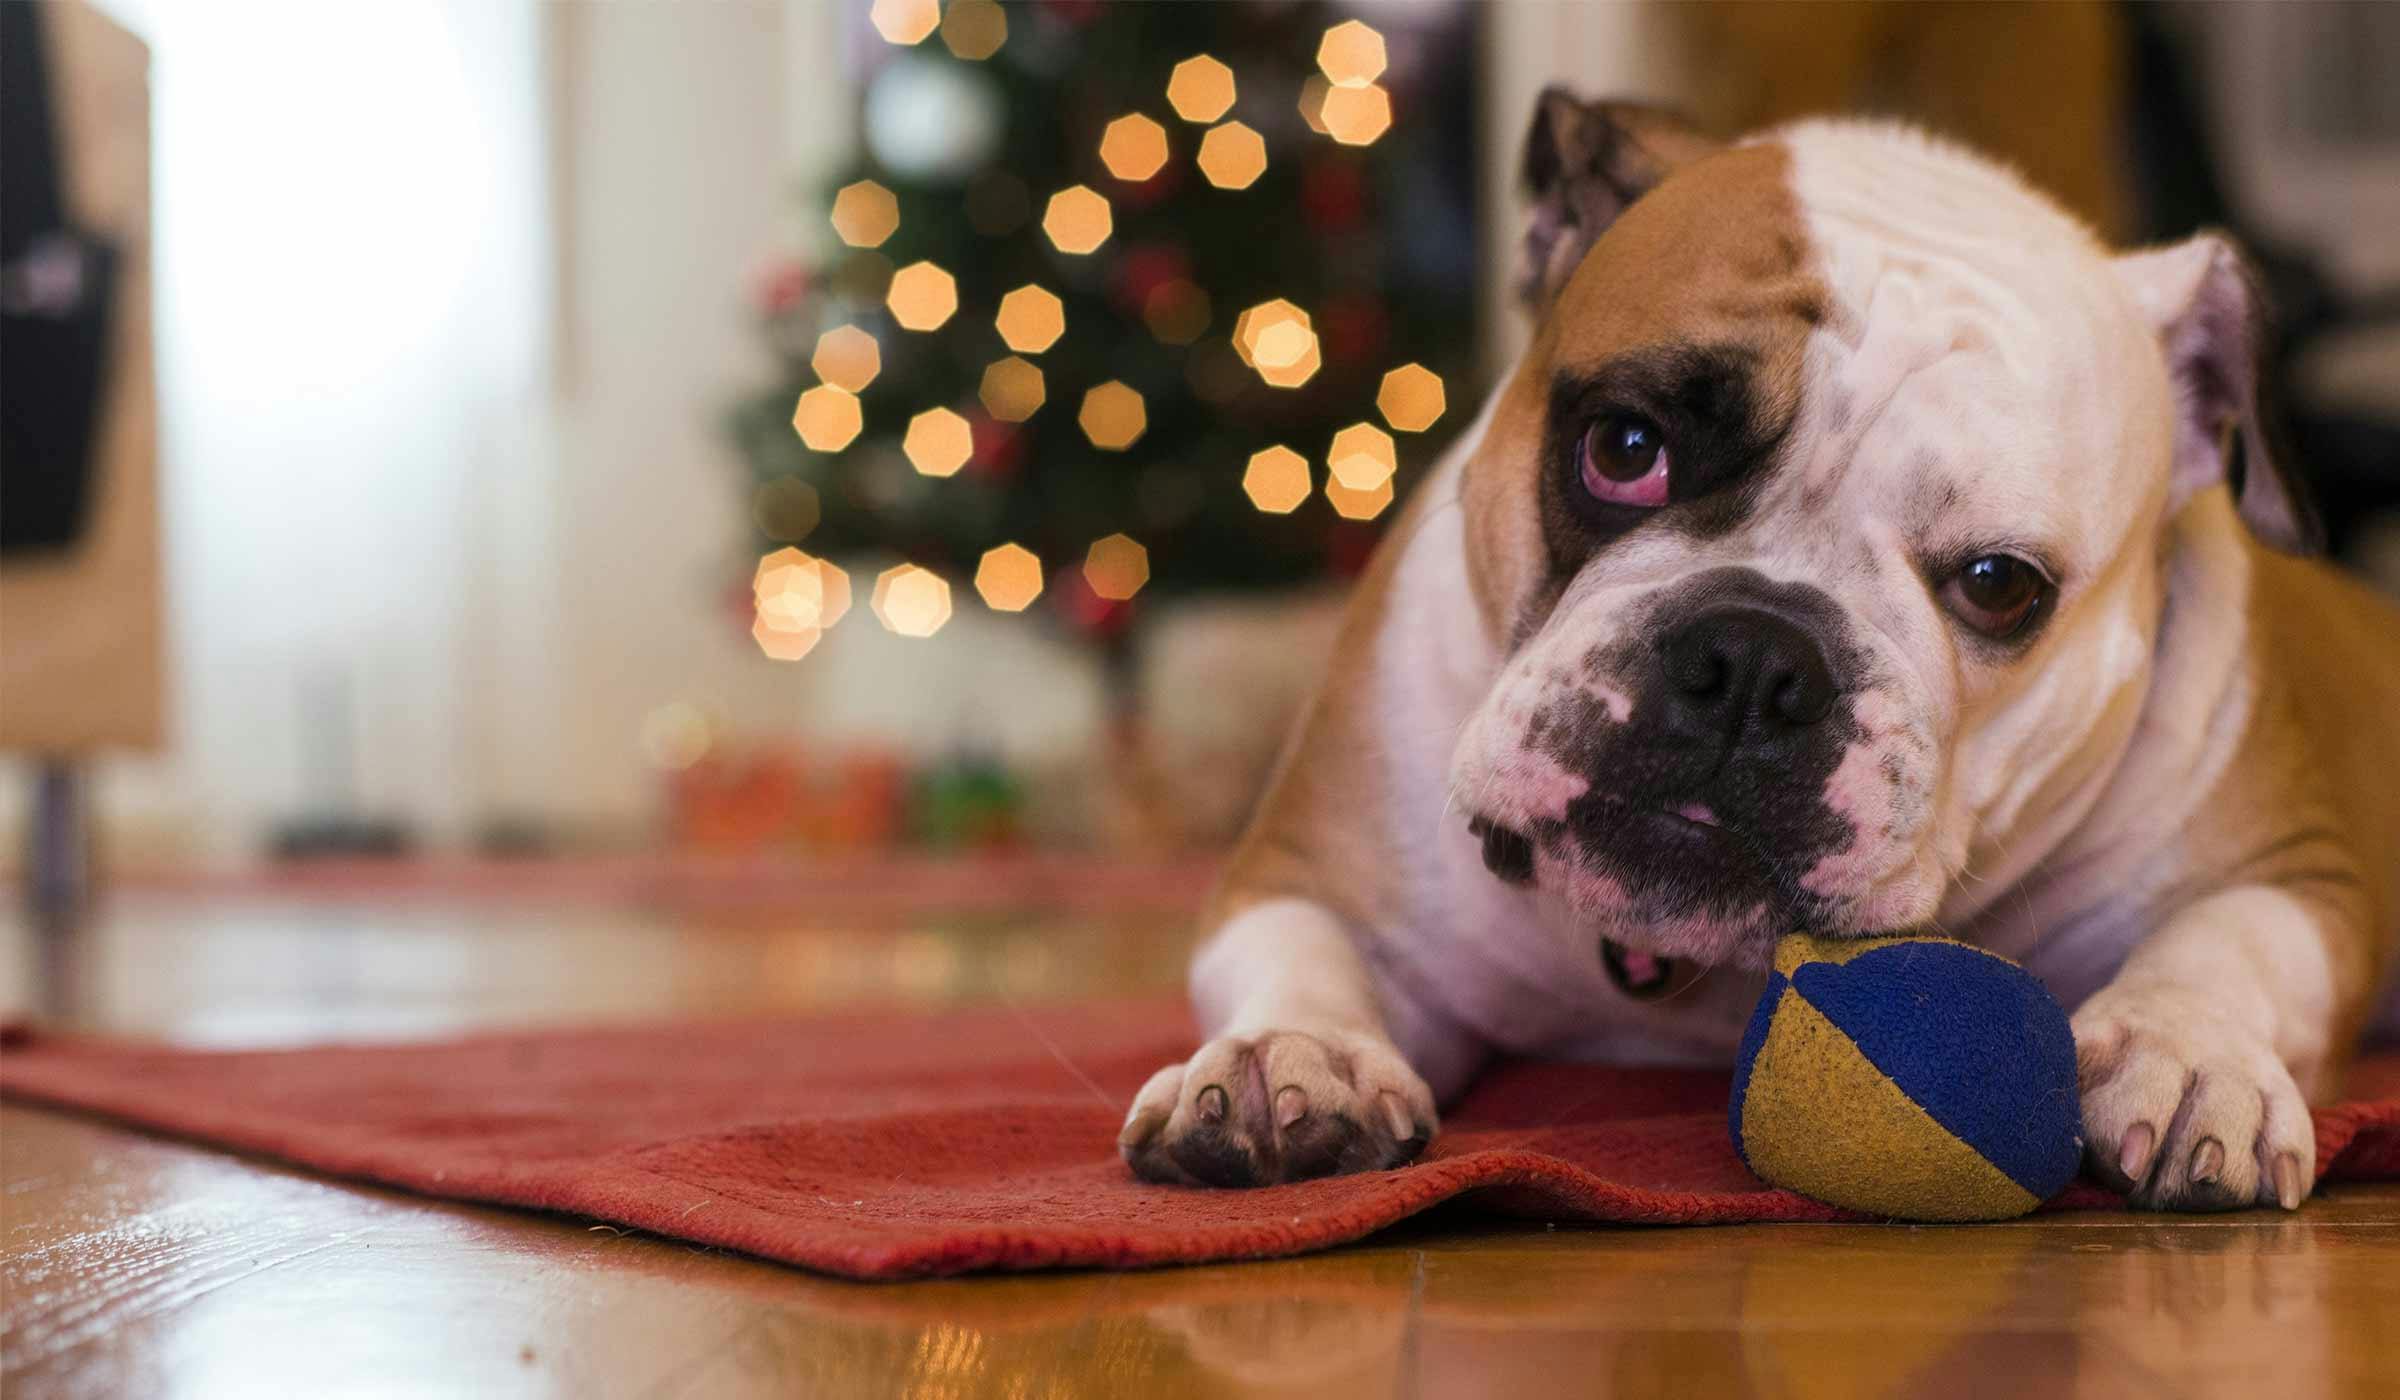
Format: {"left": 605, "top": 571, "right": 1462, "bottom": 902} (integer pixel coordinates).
{"left": 729, "top": 0, "right": 1480, "bottom": 656}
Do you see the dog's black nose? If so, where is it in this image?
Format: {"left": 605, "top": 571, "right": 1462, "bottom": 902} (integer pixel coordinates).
{"left": 1659, "top": 605, "right": 1836, "bottom": 739}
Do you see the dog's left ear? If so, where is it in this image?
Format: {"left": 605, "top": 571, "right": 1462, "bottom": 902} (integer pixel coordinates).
{"left": 1518, "top": 89, "right": 1719, "bottom": 312}
{"left": 2110, "top": 231, "right": 2321, "bottom": 554}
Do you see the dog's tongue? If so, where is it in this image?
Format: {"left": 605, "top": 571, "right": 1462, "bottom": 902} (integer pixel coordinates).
{"left": 1601, "top": 938, "right": 1676, "bottom": 998}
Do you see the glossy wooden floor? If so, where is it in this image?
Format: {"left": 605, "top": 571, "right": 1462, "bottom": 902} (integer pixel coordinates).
{"left": 5, "top": 893, "right": 2398, "bottom": 1398}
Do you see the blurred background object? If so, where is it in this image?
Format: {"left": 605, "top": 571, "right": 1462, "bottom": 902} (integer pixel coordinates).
{"left": 1, "top": 1, "right": 2393, "bottom": 958}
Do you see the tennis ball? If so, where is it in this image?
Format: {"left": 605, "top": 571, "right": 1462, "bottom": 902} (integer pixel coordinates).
{"left": 1730, "top": 932, "right": 2083, "bottom": 1221}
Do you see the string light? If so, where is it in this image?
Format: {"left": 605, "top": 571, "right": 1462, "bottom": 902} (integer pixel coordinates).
{"left": 1166, "top": 54, "right": 1236, "bottom": 123}
{"left": 871, "top": 564, "right": 953, "bottom": 637}
{"left": 903, "top": 407, "right": 974, "bottom": 477}
{"left": 1326, "top": 474, "right": 1396, "bottom": 521}
{"left": 1298, "top": 76, "right": 1332, "bottom": 136}
{"left": 1242, "top": 446, "right": 1311, "bottom": 514}
{"left": 1321, "top": 84, "right": 1393, "bottom": 146}
{"left": 1083, "top": 533, "right": 1150, "bottom": 601}
{"left": 792, "top": 385, "right": 862, "bottom": 451}
{"left": 1197, "top": 121, "right": 1267, "bottom": 190}
{"left": 886, "top": 261, "right": 958, "bottom": 331}
{"left": 830, "top": 180, "right": 899, "bottom": 248}
{"left": 810, "top": 325, "right": 880, "bottom": 392}
{"left": 1099, "top": 114, "right": 1170, "bottom": 183}
{"left": 1316, "top": 20, "right": 1388, "bottom": 88}
{"left": 978, "top": 356, "right": 1046, "bottom": 421}
{"left": 1235, "top": 298, "right": 1321, "bottom": 388}
{"left": 995, "top": 284, "right": 1065, "bottom": 353}
{"left": 1077, "top": 381, "right": 1147, "bottom": 451}
{"left": 868, "top": 0, "right": 939, "bottom": 46}
{"left": 1328, "top": 422, "right": 1397, "bottom": 492}
{"left": 1042, "top": 185, "right": 1113, "bottom": 255}
{"left": 1142, "top": 279, "right": 1210, "bottom": 345}
{"left": 1376, "top": 364, "right": 1446, "bottom": 432}
{"left": 751, "top": 615, "right": 821, "bottom": 661}
{"left": 939, "top": 0, "right": 1006, "bottom": 60}
{"left": 751, "top": 476, "right": 821, "bottom": 542}
{"left": 974, "top": 543, "right": 1045, "bottom": 612}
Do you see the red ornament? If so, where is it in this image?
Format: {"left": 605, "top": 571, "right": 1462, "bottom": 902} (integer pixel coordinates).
{"left": 1301, "top": 159, "right": 1368, "bottom": 234}
{"left": 1110, "top": 243, "right": 1191, "bottom": 317}
{"left": 1050, "top": 563, "right": 1134, "bottom": 640}
{"left": 752, "top": 258, "right": 811, "bottom": 319}
{"left": 969, "top": 414, "right": 1026, "bottom": 479}
{"left": 1321, "top": 294, "right": 1389, "bottom": 366}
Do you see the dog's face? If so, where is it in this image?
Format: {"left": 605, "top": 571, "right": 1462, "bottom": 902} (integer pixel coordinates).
{"left": 1449, "top": 101, "right": 2313, "bottom": 976}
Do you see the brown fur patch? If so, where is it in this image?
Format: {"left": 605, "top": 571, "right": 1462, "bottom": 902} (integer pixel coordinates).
{"left": 1462, "top": 141, "right": 1827, "bottom": 630}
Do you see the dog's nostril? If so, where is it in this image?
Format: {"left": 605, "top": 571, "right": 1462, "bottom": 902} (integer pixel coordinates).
{"left": 1468, "top": 816, "right": 1535, "bottom": 885}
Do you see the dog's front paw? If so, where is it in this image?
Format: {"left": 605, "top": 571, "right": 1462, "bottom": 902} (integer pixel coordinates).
{"left": 2071, "top": 987, "right": 2314, "bottom": 1211}
{"left": 1118, "top": 1029, "right": 1437, "bottom": 1187}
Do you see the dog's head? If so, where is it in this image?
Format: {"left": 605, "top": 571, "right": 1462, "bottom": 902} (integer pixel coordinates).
{"left": 1450, "top": 95, "right": 2315, "bottom": 977}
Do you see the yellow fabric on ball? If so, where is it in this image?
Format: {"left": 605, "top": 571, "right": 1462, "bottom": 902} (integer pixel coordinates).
{"left": 1739, "top": 984, "right": 2041, "bottom": 1221}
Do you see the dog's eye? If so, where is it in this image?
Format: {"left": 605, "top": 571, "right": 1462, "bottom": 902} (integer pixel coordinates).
{"left": 1578, "top": 414, "right": 1669, "bottom": 507}
{"left": 1942, "top": 554, "right": 2048, "bottom": 638}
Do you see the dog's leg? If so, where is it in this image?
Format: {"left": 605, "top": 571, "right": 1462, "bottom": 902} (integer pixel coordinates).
{"left": 1118, "top": 897, "right": 1476, "bottom": 1187}
{"left": 2071, "top": 886, "right": 2348, "bottom": 1211}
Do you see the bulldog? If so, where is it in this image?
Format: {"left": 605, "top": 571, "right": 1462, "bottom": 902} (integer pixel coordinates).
{"left": 1119, "top": 96, "right": 2400, "bottom": 1211}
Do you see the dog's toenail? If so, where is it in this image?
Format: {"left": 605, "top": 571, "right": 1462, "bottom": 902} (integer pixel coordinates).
{"left": 1196, "top": 1085, "right": 1227, "bottom": 1124}
{"left": 2189, "top": 1137, "right": 2223, "bottom": 1184}
{"left": 1378, "top": 1091, "right": 1412, "bottom": 1141}
{"left": 1274, "top": 1086, "right": 1308, "bottom": 1128}
{"left": 2274, "top": 1152, "right": 2304, "bottom": 1210}
{"left": 2118, "top": 1122, "right": 2156, "bottom": 1183}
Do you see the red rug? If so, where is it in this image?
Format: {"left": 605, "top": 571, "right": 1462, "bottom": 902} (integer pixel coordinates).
{"left": 4, "top": 1003, "right": 2397, "bottom": 1281}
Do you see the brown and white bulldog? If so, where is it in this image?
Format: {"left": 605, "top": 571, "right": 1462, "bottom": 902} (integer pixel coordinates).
{"left": 1120, "top": 96, "right": 2400, "bottom": 1211}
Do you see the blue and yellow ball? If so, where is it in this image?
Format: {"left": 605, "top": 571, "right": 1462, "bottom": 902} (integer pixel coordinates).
{"left": 1731, "top": 932, "right": 2083, "bottom": 1221}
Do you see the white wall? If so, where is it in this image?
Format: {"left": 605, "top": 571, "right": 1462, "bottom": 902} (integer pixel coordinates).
{"left": 24, "top": 0, "right": 1690, "bottom": 863}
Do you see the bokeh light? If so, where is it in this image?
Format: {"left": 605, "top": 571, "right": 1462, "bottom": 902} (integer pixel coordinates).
{"left": 974, "top": 543, "right": 1045, "bottom": 612}
{"left": 751, "top": 615, "right": 821, "bottom": 661}
{"left": 978, "top": 356, "right": 1047, "bottom": 422}
{"left": 1242, "top": 446, "right": 1311, "bottom": 514}
{"left": 1078, "top": 381, "right": 1147, "bottom": 451}
{"left": 1376, "top": 363, "right": 1446, "bottom": 432}
{"left": 871, "top": 564, "right": 953, "bottom": 638}
{"left": 1298, "top": 76, "right": 1331, "bottom": 136}
{"left": 868, "top": 0, "right": 939, "bottom": 47}
{"left": 1316, "top": 20, "right": 1388, "bottom": 88}
{"left": 754, "top": 547, "right": 827, "bottom": 630}
{"left": 1166, "top": 54, "right": 1236, "bottom": 124}
{"left": 810, "top": 324, "right": 880, "bottom": 392}
{"left": 1083, "top": 533, "right": 1151, "bottom": 601}
{"left": 903, "top": 407, "right": 974, "bottom": 478}
{"left": 1197, "top": 121, "right": 1267, "bottom": 190}
{"left": 1142, "top": 278, "right": 1210, "bottom": 345}
{"left": 1321, "top": 84, "right": 1393, "bottom": 146}
{"left": 751, "top": 476, "right": 821, "bottom": 542}
{"left": 830, "top": 180, "right": 899, "bottom": 249}
{"left": 792, "top": 385, "right": 862, "bottom": 451}
{"left": 1042, "top": 185, "right": 1113, "bottom": 255}
{"left": 995, "top": 284, "right": 1065, "bottom": 353}
{"left": 1099, "top": 113, "right": 1170, "bottom": 184}
{"left": 1325, "top": 474, "right": 1396, "bottom": 521}
{"left": 640, "top": 702, "right": 712, "bottom": 770}
{"left": 1328, "top": 422, "right": 1397, "bottom": 491}
{"left": 939, "top": 0, "right": 1006, "bottom": 61}
{"left": 886, "top": 260, "right": 958, "bottom": 331}
{"left": 1235, "top": 298, "right": 1322, "bottom": 388}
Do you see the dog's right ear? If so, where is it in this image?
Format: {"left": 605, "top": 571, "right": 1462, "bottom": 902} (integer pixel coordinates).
{"left": 1518, "top": 89, "right": 1720, "bottom": 312}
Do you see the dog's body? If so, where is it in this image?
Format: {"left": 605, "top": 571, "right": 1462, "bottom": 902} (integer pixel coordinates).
{"left": 1120, "top": 108, "right": 2400, "bottom": 1209}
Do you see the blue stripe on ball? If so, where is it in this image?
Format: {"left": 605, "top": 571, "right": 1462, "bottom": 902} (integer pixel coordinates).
{"left": 1789, "top": 941, "right": 2083, "bottom": 1198}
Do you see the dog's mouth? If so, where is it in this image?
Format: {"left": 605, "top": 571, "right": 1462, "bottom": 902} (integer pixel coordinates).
{"left": 1600, "top": 938, "right": 1678, "bottom": 999}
